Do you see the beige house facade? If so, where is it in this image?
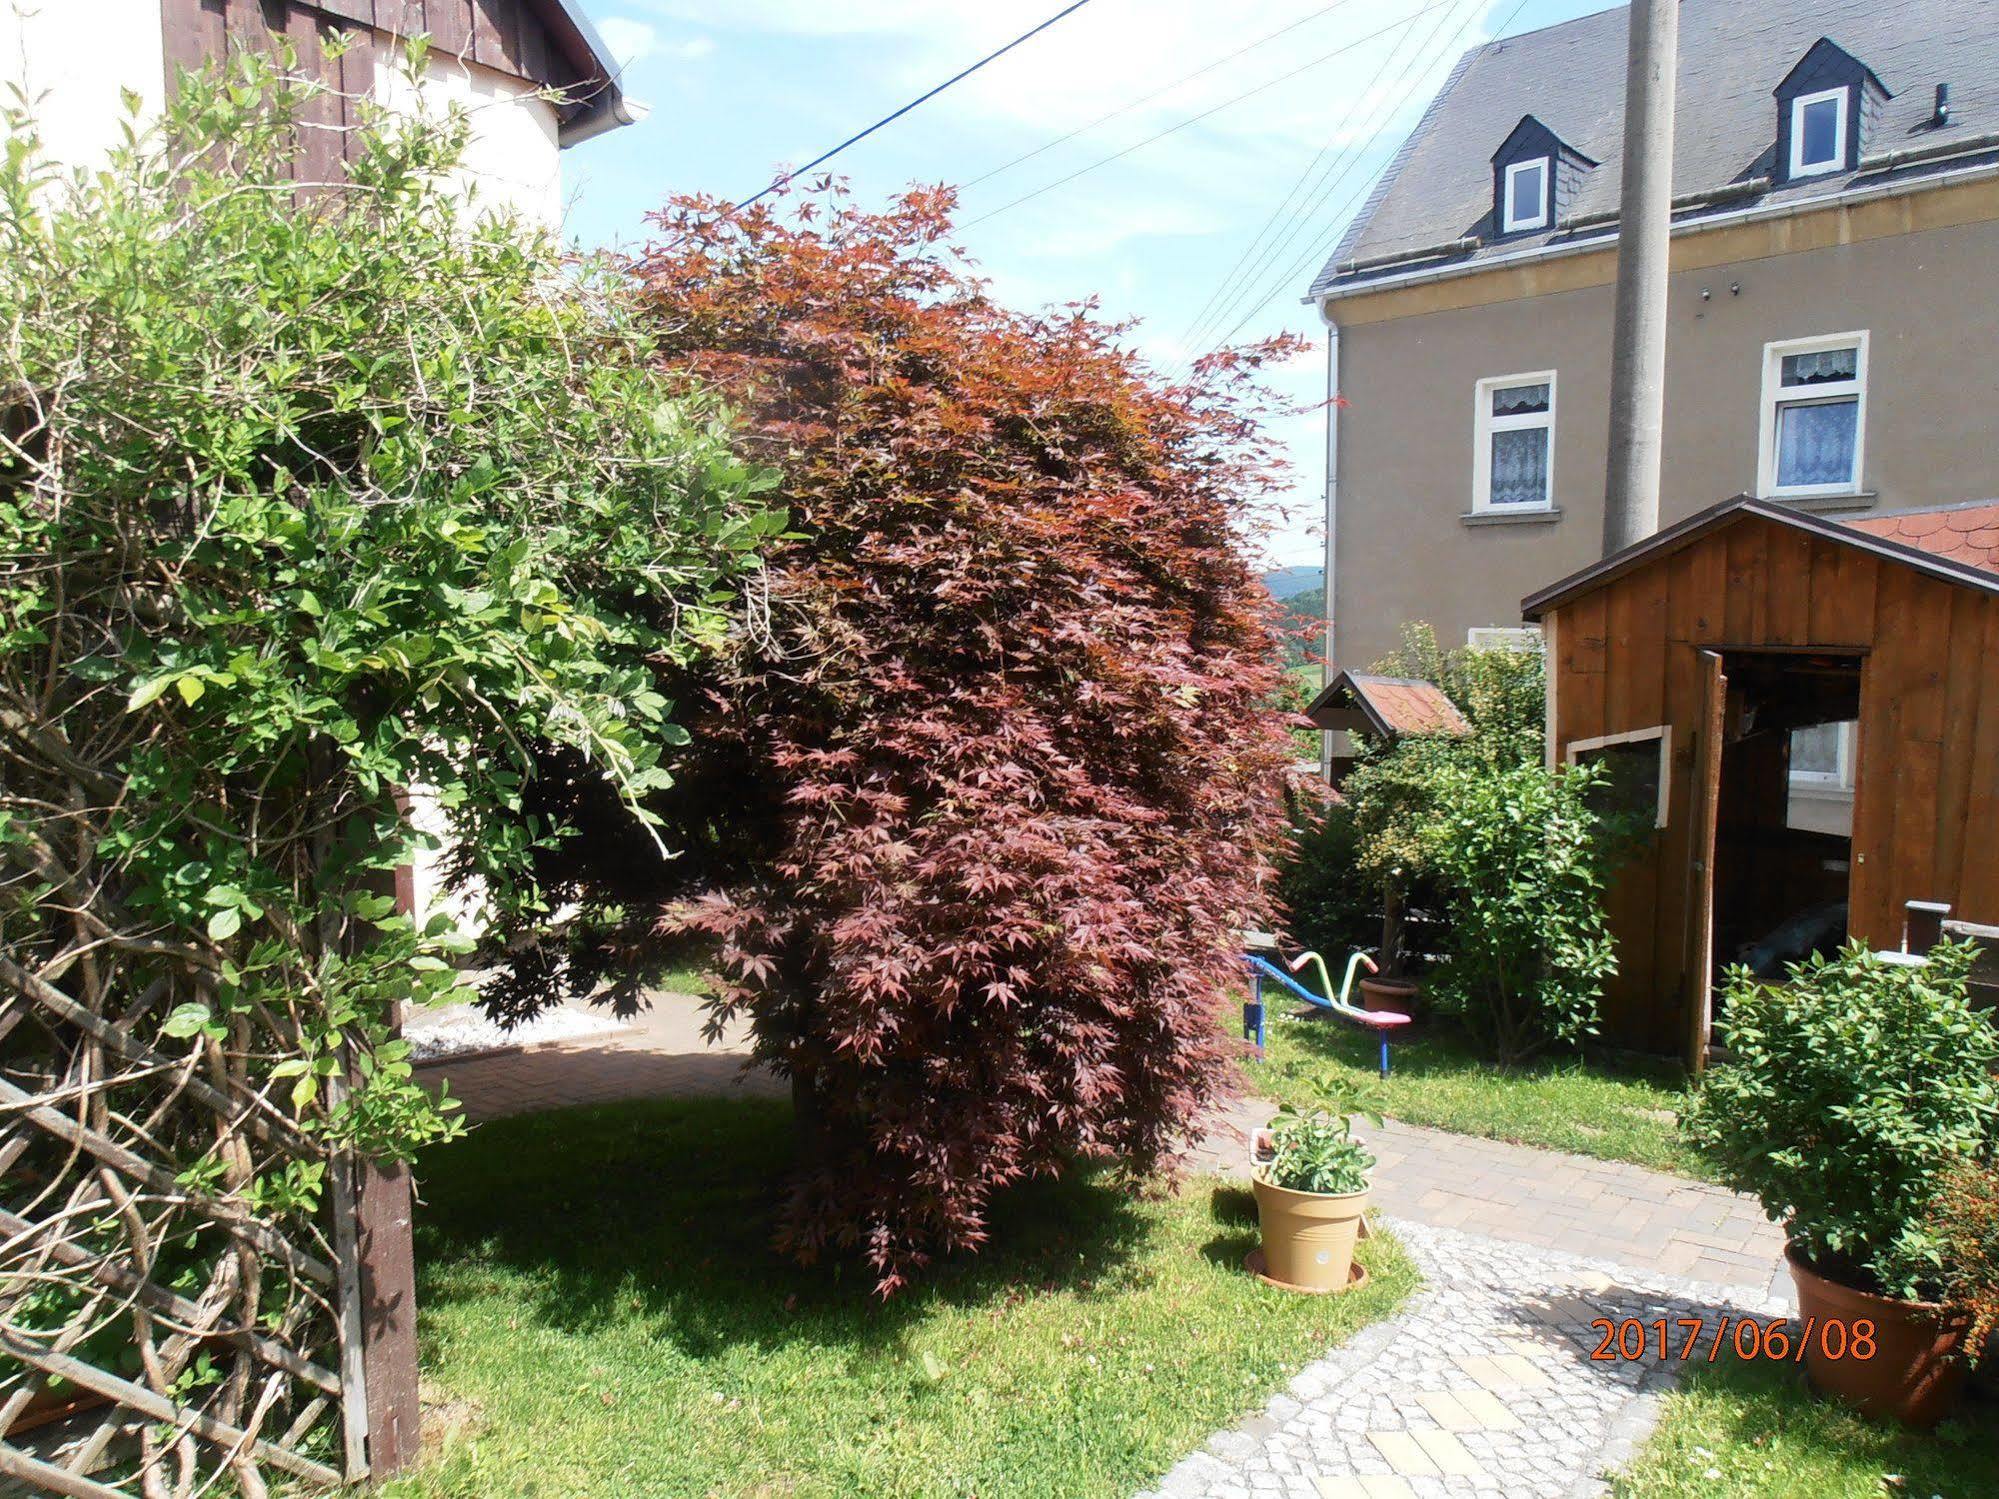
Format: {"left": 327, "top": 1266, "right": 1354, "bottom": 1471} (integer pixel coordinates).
{"left": 1311, "top": 0, "right": 1999, "bottom": 677}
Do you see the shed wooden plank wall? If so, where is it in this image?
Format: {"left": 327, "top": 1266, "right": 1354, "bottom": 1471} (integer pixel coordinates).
{"left": 160, "top": 0, "right": 588, "bottom": 113}
{"left": 1548, "top": 513, "right": 1999, "bottom": 1055}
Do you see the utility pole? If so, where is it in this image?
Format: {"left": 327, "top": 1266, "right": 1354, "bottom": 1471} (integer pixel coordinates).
{"left": 1601, "top": 0, "right": 1679, "bottom": 556}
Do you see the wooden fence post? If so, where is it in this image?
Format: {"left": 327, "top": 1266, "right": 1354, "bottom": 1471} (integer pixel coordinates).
{"left": 356, "top": 1158, "right": 421, "bottom": 1476}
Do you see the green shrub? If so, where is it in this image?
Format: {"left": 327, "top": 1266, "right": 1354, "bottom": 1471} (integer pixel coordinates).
{"left": 1261, "top": 1102, "right": 1375, "bottom": 1195}
{"left": 0, "top": 46, "right": 777, "bottom": 1158}
{"left": 1275, "top": 801, "right": 1378, "bottom": 961}
{"left": 1926, "top": 1159, "right": 1999, "bottom": 1357}
{"left": 1682, "top": 942, "right": 1999, "bottom": 1300}
{"left": 1417, "top": 757, "right": 1617, "bottom": 1064}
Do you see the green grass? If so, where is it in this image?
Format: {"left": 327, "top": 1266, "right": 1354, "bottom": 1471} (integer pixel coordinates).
{"left": 1258, "top": 1008, "right": 1708, "bottom": 1178}
{"left": 384, "top": 1096, "right": 1416, "bottom": 1499}
{"left": 1614, "top": 1354, "right": 1999, "bottom": 1497}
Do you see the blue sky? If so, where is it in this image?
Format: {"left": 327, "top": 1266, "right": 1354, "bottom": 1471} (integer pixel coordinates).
{"left": 560, "top": 0, "right": 1619, "bottom": 567}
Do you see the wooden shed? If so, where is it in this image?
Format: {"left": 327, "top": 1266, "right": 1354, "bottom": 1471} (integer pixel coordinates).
{"left": 1521, "top": 495, "right": 1999, "bottom": 1069}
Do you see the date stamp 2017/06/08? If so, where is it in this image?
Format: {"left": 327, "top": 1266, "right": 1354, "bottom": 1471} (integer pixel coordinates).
{"left": 1588, "top": 1316, "right": 1876, "bottom": 1364}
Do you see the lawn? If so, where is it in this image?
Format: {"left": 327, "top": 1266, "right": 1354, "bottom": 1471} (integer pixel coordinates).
{"left": 383, "top": 1095, "right": 1416, "bottom": 1499}
{"left": 1614, "top": 1354, "right": 1999, "bottom": 1497}
{"left": 1258, "top": 1007, "right": 1708, "bottom": 1178}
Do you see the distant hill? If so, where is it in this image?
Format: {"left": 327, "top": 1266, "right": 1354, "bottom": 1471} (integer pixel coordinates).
{"left": 1274, "top": 584, "right": 1324, "bottom": 670}
{"left": 1260, "top": 565, "right": 1322, "bottom": 600}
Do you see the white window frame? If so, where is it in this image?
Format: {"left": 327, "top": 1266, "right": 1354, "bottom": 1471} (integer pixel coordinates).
{"left": 1472, "top": 370, "right": 1557, "bottom": 513}
{"left": 1789, "top": 720, "right": 1857, "bottom": 796}
{"left": 1502, "top": 157, "right": 1550, "bottom": 232}
{"left": 1567, "top": 724, "right": 1672, "bottom": 829}
{"left": 1466, "top": 625, "right": 1545, "bottom": 653}
{"left": 1757, "top": 331, "right": 1868, "bottom": 499}
{"left": 1788, "top": 87, "right": 1850, "bottom": 179}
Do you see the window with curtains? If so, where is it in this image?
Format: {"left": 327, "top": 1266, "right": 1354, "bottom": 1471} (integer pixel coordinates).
{"left": 1759, "top": 333, "right": 1868, "bottom": 498}
{"left": 1473, "top": 372, "right": 1555, "bottom": 511}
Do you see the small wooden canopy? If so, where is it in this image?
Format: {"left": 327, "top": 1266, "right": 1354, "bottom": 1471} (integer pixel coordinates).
{"left": 1305, "top": 669, "right": 1469, "bottom": 742}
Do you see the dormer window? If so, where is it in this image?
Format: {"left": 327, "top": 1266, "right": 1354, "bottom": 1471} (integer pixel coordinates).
{"left": 1490, "top": 115, "right": 1593, "bottom": 239}
{"left": 1503, "top": 159, "right": 1550, "bottom": 232}
{"left": 1789, "top": 88, "right": 1849, "bottom": 178}
{"left": 1773, "top": 38, "right": 1888, "bottom": 184}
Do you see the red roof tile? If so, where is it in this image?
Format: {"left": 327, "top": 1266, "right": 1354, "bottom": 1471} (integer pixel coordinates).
{"left": 1346, "top": 675, "right": 1470, "bottom": 737}
{"left": 1848, "top": 502, "right": 1999, "bottom": 575}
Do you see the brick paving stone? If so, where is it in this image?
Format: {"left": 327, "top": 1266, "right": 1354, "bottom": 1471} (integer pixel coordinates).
{"left": 417, "top": 991, "right": 780, "bottom": 1122}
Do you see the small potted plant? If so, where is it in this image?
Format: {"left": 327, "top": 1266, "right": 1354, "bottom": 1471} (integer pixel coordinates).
{"left": 1251, "top": 1100, "right": 1377, "bottom": 1293}
{"left": 1683, "top": 941, "right": 1999, "bottom": 1426}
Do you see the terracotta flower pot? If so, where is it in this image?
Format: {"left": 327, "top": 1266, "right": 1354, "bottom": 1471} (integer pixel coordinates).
{"left": 1358, "top": 975, "right": 1419, "bottom": 1019}
{"left": 1786, "top": 1243, "right": 1972, "bottom": 1428}
{"left": 1252, "top": 1174, "right": 1371, "bottom": 1292}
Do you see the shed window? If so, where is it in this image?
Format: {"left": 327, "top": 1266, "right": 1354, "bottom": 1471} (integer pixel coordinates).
{"left": 1474, "top": 373, "right": 1555, "bottom": 511}
{"left": 1789, "top": 87, "right": 1849, "bottom": 178}
{"left": 1567, "top": 726, "right": 1670, "bottom": 832}
{"left": 1759, "top": 333, "right": 1867, "bottom": 497}
{"left": 1502, "top": 158, "right": 1549, "bottom": 232}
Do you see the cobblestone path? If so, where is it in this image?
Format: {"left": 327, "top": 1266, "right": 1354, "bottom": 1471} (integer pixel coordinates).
{"left": 1144, "top": 1100, "right": 1794, "bottom": 1499}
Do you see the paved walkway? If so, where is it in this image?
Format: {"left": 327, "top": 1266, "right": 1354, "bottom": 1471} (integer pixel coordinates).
{"left": 1139, "top": 1220, "right": 1787, "bottom": 1499}
{"left": 419, "top": 1004, "right": 1791, "bottom": 1497}
{"left": 1189, "top": 1098, "right": 1788, "bottom": 1301}
{"left": 1151, "top": 1101, "right": 1790, "bottom": 1499}
{"left": 416, "top": 992, "right": 780, "bottom": 1122}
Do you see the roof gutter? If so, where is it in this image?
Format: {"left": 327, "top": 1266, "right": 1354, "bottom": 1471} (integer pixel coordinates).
{"left": 536, "top": 0, "right": 646, "bottom": 146}
{"left": 1312, "top": 156, "right": 1999, "bottom": 308}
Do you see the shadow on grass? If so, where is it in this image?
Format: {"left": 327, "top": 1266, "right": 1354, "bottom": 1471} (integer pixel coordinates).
{"left": 411, "top": 1094, "right": 1157, "bottom": 1369}
{"left": 1196, "top": 1185, "right": 1261, "bottom": 1272}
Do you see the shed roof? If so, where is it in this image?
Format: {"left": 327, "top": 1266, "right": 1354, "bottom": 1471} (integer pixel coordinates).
{"left": 1304, "top": 670, "right": 1470, "bottom": 739}
{"left": 1310, "top": 0, "right": 1998, "bottom": 299}
{"left": 1521, "top": 496, "right": 1999, "bottom": 620}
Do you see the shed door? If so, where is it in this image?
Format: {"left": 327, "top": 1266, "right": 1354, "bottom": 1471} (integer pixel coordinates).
{"left": 1685, "top": 649, "right": 1726, "bottom": 1074}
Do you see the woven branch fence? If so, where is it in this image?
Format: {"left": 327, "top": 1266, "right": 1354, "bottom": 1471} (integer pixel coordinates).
{"left": 1, "top": 932, "right": 367, "bottom": 1496}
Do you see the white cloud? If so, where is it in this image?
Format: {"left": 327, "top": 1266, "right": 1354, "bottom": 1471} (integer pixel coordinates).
{"left": 597, "top": 17, "right": 659, "bottom": 68}
{"left": 599, "top": 17, "right": 716, "bottom": 69}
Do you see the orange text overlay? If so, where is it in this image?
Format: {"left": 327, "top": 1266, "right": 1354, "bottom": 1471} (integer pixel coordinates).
{"left": 1588, "top": 1315, "right": 1876, "bottom": 1363}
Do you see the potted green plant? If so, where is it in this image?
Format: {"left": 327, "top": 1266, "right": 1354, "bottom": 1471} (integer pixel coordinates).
{"left": 1683, "top": 941, "right": 1999, "bottom": 1426}
{"left": 1251, "top": 1100, "right": 1377, "bottom": 1292}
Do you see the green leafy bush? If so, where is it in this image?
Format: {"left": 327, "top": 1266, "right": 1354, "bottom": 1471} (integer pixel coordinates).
{"left": 1310, "top": 627, "right": 1548, "bottom": 978}
{"left": 1275, "top": 800, "right": 1378, "bottom": 962}
{"left": 1416, "top": 757, "right": 1617, "bottom": 1064}
{"left": 1682, "top": 942, "right": 1999, "bottom": 1300}
{"left": 1926, "top": 1158, "right": 1999, "bottom": 1357}
{"left": 1261, "top": 1102, "right": 1375, "bottom": 1196}
{"left": 0, "top": 46, "right": 776, "bottom": 1160}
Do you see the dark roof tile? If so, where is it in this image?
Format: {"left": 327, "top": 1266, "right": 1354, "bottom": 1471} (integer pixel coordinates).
{"left": 1312, "top": 0, "right": 1996, "bottom": 297}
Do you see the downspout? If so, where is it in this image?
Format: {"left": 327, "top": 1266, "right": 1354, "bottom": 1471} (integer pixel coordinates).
{"left": 1319, "top": 305, "right": 1342, "bottom": 783}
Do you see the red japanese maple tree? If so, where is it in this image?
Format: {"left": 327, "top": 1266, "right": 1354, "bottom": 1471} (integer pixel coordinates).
{"left": 615, "top": 186, "right": 1300, "bottom": 1291}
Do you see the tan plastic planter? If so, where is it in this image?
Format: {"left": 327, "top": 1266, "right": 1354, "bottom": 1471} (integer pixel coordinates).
{"left": 1252, "top": 1174, "right": 1371, "bottom": 1292}
{"left": 1787, "top": 1243, "right": 1972, "bottom": 1428}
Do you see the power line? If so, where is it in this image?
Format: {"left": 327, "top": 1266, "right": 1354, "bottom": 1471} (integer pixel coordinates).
{"left": 1190, "top": 0, "right": 1533, "bottom": 366}
{"left": 1183, "top": 0, "right": 1487, "bottom": 355}
{"left": 726, "top": 0, "right": 1099, "bottom": 220}
{"left": 957, "top": 0, "right": 1365, "bottom": 194}
{"left": 954, "top": 0, "right": 1460, "bottom": 234}
{"left": 1176, "top": 0, "right": 1459, "bottom": 353}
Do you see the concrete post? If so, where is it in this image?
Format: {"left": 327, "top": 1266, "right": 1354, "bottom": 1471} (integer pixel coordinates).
{"left": 1602, "top": 0, "right": 1679, "bottom": 556}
